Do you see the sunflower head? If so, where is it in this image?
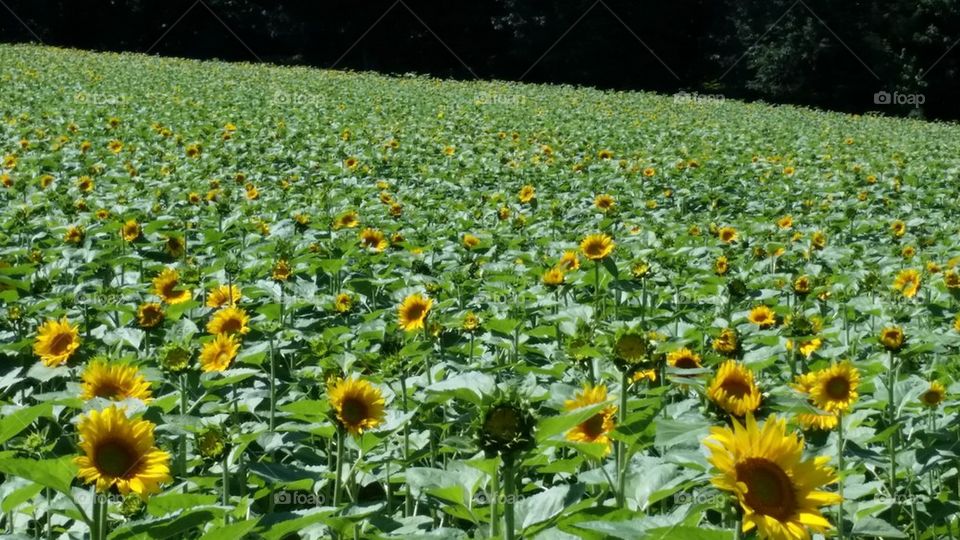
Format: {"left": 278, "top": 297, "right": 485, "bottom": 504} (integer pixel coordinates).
{"left": 152, "top": 268, "right": 192, "bottom": 305}
{"left": 712, "top": 328, "right": 741, "bottom": 357}
{"left": 920, "top": 381, "right": 946, "bottom": 408}
{"left": 196, "top": 425, "right": 228, "bottom": 461}
{"left": 667, "top": 347, "right": 703, "bottom": 371}
{"left": 707, "top": 361, "right": 761, "bottom": 417}
{"left": 704, "top": 414, "right": 841, "bottom": 539}
{"left": 80, "top": 359, "right": 152, "bottom": 402}
{"left": 714, "top": 255, "right": 729, "bottom": 276}
{"left": 398, "top": 293, "right": 433, "bottom": 332}
{"left": 206, "top": 284, "right": 241, "bottom": 308}
{"left": 580, "top": 233, "right": 614, "bottom": 261}
{"left": 75, "top": 405, "right": 171, "bottom": 497}
{"left": 199, "top": 333, "right": 240, "bottom": 373}
{"left": 809, "top": 361, "right": 860, "bottom": 414}
{"left": 564, "top": 384, "right": 617, "bottom": 455}
{"left": 359, "top": 228, "right": 388, "bottom": 252}
{"left": 594, "top": 194, "right": 615, "bottom": 212}
{"left": 612, "top": 330, "right": 651, "bottom": 375}
{"left": 158, "top": 344, "right": 192, "bottom": 373}
{"left": 33, "top": 317, "right": 81, "bottom": 367}
{"left": 333, "top": 211, "right": 360, "bottom": 230}
{"left": 206, "top": 306, "right": 250, "bottom": 336}
{"left": 327, "top": 377, "right": 386, "bottom": 436}
{"left": 718, "top": 226, "right": 738, "bottom": 244}
{"left": 461, "top": 311, "right": 481, "bottom": 333}
{"left": 478, "top": 396, "right": 537, "bottom": 458}
{"left": 334, "top": 292, "right": 353, "bottom": 314}
{"left": 793, "top": 275, "right": 812, "bottom": 296}
{"left": 747, "top": 305, "right": 777, "bottom": 329}
{"left": 462, "top": 233, "right": 481, "bottom": 249}
{"left": 137, "top": 302, "right": 165, "bottom": 329}
{"left": 542, "top": 267, "right": 565, "bottom": 287}
{"left": 65, "top": 225, "right": 85, "bottom": 245}
{"left": 777, "top": 215, "right": 793, "bottom": 229}
{"left": 559, "top": 250, "right": 580, "bottom": 270}
{"left": 880, "top": 325, "right": 905, "bottom": 352}
{"left": 272, "top": 259, "right": 292, "bottom": 282}
{"left": 893, "top": 269, "right": 921, "bottom": 299}
{"left": 518, "top": 185, "right": 536, "bottom": 204}
{"left": 121, "top": 220, "right": 141, "bottom": 243}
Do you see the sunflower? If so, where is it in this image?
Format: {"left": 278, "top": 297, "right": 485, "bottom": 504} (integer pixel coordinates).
{"left": 594, "top": 194, "right": 615, "bottom": 212}
{"left": 792, "top": 275, "right": 811, "bottom": 296}
{"left": 879, "top": 326, "right": 905, "bottom": 352}
{"left": 748, "top": 305, "right": 777, "bottom": 329}
{"left": 75, "top": 405, "right": 171, "bottom": 496}
{"left": 462, "top": 311, "right": 480, "bottom": 332}
{"left": 704, "top": 414, "right": 841, "bottom": 540}
{"left": 165, "top": 236, "right": 185, "bottom": 258}
{"left": 564, "top": 384, "right": 617, "bottom": 455}
{"left": 462, "top": 233, "right": 480, "bottom": 249}
{"left": 707, "top": 361, "right": 761, "bottom": 417}
{"left": 518, "top": 185, "right": 536, "bottom": 203}
{"left": 33, "top": 318, "right": 81, "bottom": 367}
{"left": 580, "top": 233, "right": 614, "bottom": 261}
{"left": 398, "top": 293, "right": 432, "bottom": 332}
{"left": 327, "top": 377, "right": 386, "bottom": 436}
{"left": 199, "top": 333, "right": 240, "bottom": 372}
{"left": 893, "top": 268, "right": 920, "bottom": 299}
{"left": 920, "top": 381, "right": 946, "bottom": 408}
{"left": 796, "top": 411, "right": 839, "bottom": 431}
{"left": 809, "top": 362, "right": 859, "bottom": 414}
{"left": 712, "top": 328, "right": 740, "bottom": 357}
{"left": 597, "top": 149, "right": 614, "bottom": 160}
{"left": 542, "top": 267, "right": 565, "bottom": 287}
{"left": 480, "top": 400, "right": 537, "bottom": 457}
{"left": 80, "top": 360, "right": 152, "bottom": 402}
{"left": 136, "top": 302, "right": 164, "bottom": 329}
{"left": 944, "top": 270, "right": 960, "bottom": 290}
{"left": 121, "top": 219, "right": 140, "bottom": 242}
{"left": 152, "top": 268, "right": 192, "bottom": 305}
{"left": 334, "top": 292, "right": 353, "bottom": 313}
{"left": 77, "top": 175, "right": 94, "bottom": 192}
{"left": 890, "top": 219, "right": 906, "bottom": 237}
{"left": 206, "top": 285, "right": 241, "bottom": 308}
{"left": 777, "top": 215, "right": 793, "bottom": 229}
{"left": 614, "top": 332, "right": 648, "bottom": 365}
{"left": 206, "top": 306, "right": 250, "bottom": 336}
{"left": 559, "top": 250, "right": 580, "bottom": 270}
{"left": 272, "top": 259, "right": 292, "bottom": 282}
{"left": 359, "top": 228, "right": 387, "bottom": 252}
{"left": 718, "top": 226, "right": 738, "bottom": 244}
{"left": 65, "top": 225, "right": 85, "bottom": 244}
{"left": 667, "top": 347, "right": 702, "bottom": 370}
{"left": 810, "top": 231, "right": 827, "bottom": 250}
{"left": 715, "top": 255, "right": 729, "bottom": 276}
{"left": 333, "top": 210, "right": 360, "bottom": 230}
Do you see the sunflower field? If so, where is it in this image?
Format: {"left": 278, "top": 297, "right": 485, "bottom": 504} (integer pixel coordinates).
{"left": 0, "top": 44, "right": 959, "bottom": 540}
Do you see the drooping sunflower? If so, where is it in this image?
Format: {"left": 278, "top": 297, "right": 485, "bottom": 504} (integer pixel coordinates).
{"left": 542, "top": 267, "right": 565, "bottom": 287}
{"left": 198, "top": 333, "right": 240, "bottom": 372}
{"left": 359, "top": 228, "right": 388, "bottom": 252}
{"left": 748, "top": 305, "right": 777, "bottom": 329}
{"left": 667, "top": 347, "right": 702, "bottom": 370}
{"left": 809, "top": 362, "right": 859, "bottom": 414}
{"left": 718, "top": 226, "right": 739, "bottom": 244}
{"left": 518, "top": 184, "right": 536, "bottom": 203}
{"left": 594, "top": 194, "right": 615, "bottom": 212}
{"left": 564, "top": 384, "right": 617, "bottom": 455}
{"left": 893, "top": 268, "right": 920, "bottom": 299}
{"left": 920, "top": 381, "right": 946, "bottom": 408}
{"left": 80, "top": 360, "right": 152, "bottom": 402}
{"left": 75, "top": 405, "right": 171, "bottom": 496}
{"left": 879, "top": 325, "right": 905, "bottom": 352}
{"left": 152, "top": 268, "right": 192, "bottom": 305}
{"left": 206, "top": 284, "right": 241, "bottom": 308}
{"left": 33, "top": 317, "right": 81, "bottom": 367}
{"left": 712, "top": 328, "right": 740, "bottom": 357}
{"left": 398, "top": 293, "right": 433, "bottom": 332}
{"left": 704, "top": 414, "right": 841, "bottom": 540}
{"left": 580, "top": 233, "right": 614, "bottom": 261}
{"left": 121, "top": 219, "right": 141, "bottom": 243}
{"left": 327, "top": 377, "right": 386, "bottom": 436}
{"left": 707, "top": 361, "right": 762, "bottom": 417}
{"left": 136, "top": 302, "right": 165, "bottom": 329}
{"left": 206, "top": 306, "right": 250, "bottom": 336}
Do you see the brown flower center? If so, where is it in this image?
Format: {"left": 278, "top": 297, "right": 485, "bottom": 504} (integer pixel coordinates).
{"left": 825, "top": 376, "right": 850, "bottom": 401}
{"left": 735, "top": 458, "right": 796, "bottom": 520}
{"left": 95, "top": 439, "right": 138, "bottom": 478}
{"left": 48, "top": 332, "right": 74, "bottom": 356}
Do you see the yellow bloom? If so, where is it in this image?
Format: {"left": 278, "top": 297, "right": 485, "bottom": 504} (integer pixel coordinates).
{"left": 890, "top": 220, "right": 906, "bottom": 237}
{"left": 272, "top": 259, "right": 292, "bottom": 282}
{"left": 152, "top": 268, "right": 192, "bottom": 305}
{"left": 564, "top": 384, "right": 617, "bottom": 455}
{"left": 809, "top": 362, "right": 860, "bottom": 414}
{"left": 707, "top": 361, "right": 761, "bottom": 417}
{"left": 75, "top": 406, "right": 170, "bottom": 497}
{"left": 748, "top": 305, "right": 777, "bottom": 329}
{"left": 334, "top": 292, "right": 353, "bottom": 313}
{"left": 777, "top": 215, "right": 793, "bottom": 229}
{"left": 559, "top": 250, "right": 580, "bottom": 270}
{"left": 594, "top": 194, "right": 615, "bottom": 212}
{"left": 121, "top": 219, "right": 141, "bottom": 242}
{"left": 462, "top": 233, "right": 481, "bottom": 249}
{"left": 359, "top": 228, "right": 388, "bottom": 252}
{"left": 33, "top": 318, "right": 81, "bottom": 367}
{"left": 704, "top": 414, "right": 841, "bottom": 540}
{"left": 398, "top": 293, "right": 433, "bottom": 332}
{"left": 712, "top": 328, "right": 739, "bottom": 356}
{"left": 580, "top": 233, "right": 614, "bottom": 261}
{"left": 80, "top": 360, "right": 152, "bottom": 402}
{"left": 597, "top": 149, "right": 614, "bottom": 160}
{"left": 136, "top": 302, "right": 165, "bottom": 329}
{"left": 65, "top": 225, "right": 85, "bottom": 244}
{"left": 880, "top": 326, "right": 905, "bottom": 352}
{"left": 920, "top": 381, "right": 946, "bottom": 408}
{"left": 518, "top": 184, "right": 536, "bottom": 203}
{"left": 542, "top": 267, "right": 565, "bottom": 287}
{"left": 810, "top": 231, "right": 827, "bottom": 250}
{"left": 667, "top": 347, "right": 702, "bottom": 370}
{"left": 206, "top": 306, "right": 250, "bottom": 336}
{"left": 718, "top": 226, "right": 738, "bottom": 244}
{"left": 893, "top": 268, "right": 920, "bottom": 298}
{"left": 715, "top": 255, "right": 729, "bottom": 276}
{"left": 199, "top": 333, "right": 240, "bottom": 372}
{"left": 327, "top": 377, "right": 386, "bottom": 436}
{"left": 206, "top": 285, "right": 241, "bottom": 308}
{"left": 333, "top": 211, "right": 360, "bottom": 230}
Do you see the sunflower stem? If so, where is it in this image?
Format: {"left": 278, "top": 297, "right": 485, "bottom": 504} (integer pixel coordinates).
{"left": 221, "top": 448, "right": 231, "bottom": 524}
{"left": 616, "top": 370, "right": 629, "bottom": 508}
{"left": 179, "top": 372, "right": 189, "bottom": 487}
{"left": 594, "top": 262, "right": 601, "bottom": 318}
{"left": 490, "top": 460, "right": 500, "bottom": 538}
{"left": 334, "top": 427, "right": 345, "bottom": 508}
{"left": 400, "top": 373, "right": 412, "bottom": 517}
{"left": 503, "top": 454, "right": 517, "bottom": 540}
{"left": 887, "top": 350, "right": 899, "bottom": 523}
{"left": 837, "top": 412, "right": 845, "bottom": 540}
{"left": 90, "top": 488, "right": 104, "bottom": 540}
{"left": 269, "top": 336, "right": 276, "bottom": 432}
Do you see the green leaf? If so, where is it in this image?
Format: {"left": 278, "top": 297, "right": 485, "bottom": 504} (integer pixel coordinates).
{"left": 851, "top": 517, "right": 906, "bottom": 538}
{"left": 515, "top": 484, "right": 583, "bottom": 531}
{"left": 0, "top": 456, "right": 77, "bottom": 495}
{"left": 147, "top": 493, "right": 218, "bottom": 517}
{"left": 0, "top": 402, "right": 53, "bottom": 445}
{"left": 536, "top": 403, "right": 607, "bottom": 443}
{"left": 108, "top": 509, "right": 219, "bottom": 539}
{"left": 198, "top": 518, "right": 260, "bottom": 540}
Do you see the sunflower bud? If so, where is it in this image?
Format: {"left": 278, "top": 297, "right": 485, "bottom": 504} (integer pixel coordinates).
{"left": 479, "top": 398, "right": 536, "bottom": 458}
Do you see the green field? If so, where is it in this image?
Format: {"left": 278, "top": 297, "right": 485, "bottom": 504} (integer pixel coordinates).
{"left": 0, "top": 44, "right": 958, "bottom": 539}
